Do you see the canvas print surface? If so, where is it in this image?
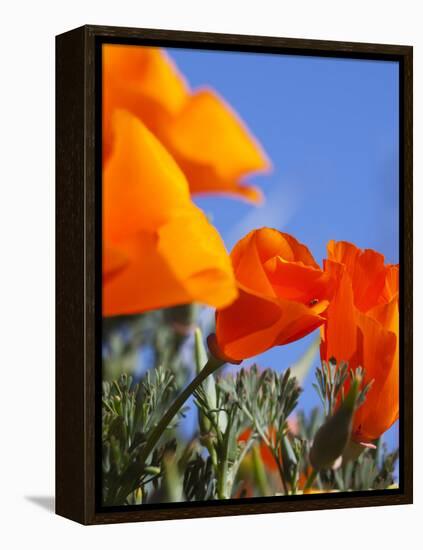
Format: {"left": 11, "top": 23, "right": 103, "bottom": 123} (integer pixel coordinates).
{"left": 101, "top": 43, "right": 399, "bottom": 507}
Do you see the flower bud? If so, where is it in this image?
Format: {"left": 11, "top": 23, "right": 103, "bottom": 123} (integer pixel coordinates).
{"left": 309, "top": 377, "right": 360, "bottom": 470}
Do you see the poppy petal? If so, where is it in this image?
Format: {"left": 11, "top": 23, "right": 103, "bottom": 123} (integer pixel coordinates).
{"left": 215, "top": 288, "right": 282, "bottom": 360}
{"left": 327, "top": 241, "right": 387, "bottom": 312}
{"left": 103, "top": 110, "right": 190, "bottom": 241}
{"left": 230, "top": 227, "right": 320, "bottom": 297}
{"left": 103, "top": 45, "right": 188, "bottom": 125}
{"left": 157, "top": 208, "right": 238, "bottom": 309}
{"left": 102, "top": 111, "right": 237, "bottom": 316}
{"left": 321, "top": 262, "right": 357, "bottom": 365}
{"left": 103, "top": 45, "right": 270, "bottom": 202}
{"left": 103, "top": 244, "right": 128, "bottom": 282}
{"left": 264, "top": 256, "right": 335, "bottom": 305}
{"left": 103, "top": 232, "right": 191, "bottom": 316}
{"left": 352, "top": 311, "right": 398, "bottom": 442}
{"left": 230, "top": 230, "right": 278, "bottom": 297}
{"left": 380, "top": 264, "right": 399, "bottom": 303}
{"left": 216, "top": 286, "right": 325, "bottom": 360}
{"left": 160, "top": 89, "right": 270, "bottom": 202}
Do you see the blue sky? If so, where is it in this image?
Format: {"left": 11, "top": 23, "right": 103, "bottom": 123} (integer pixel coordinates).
{"left": 167, "top": 47, "right": 400, "bottom": 452}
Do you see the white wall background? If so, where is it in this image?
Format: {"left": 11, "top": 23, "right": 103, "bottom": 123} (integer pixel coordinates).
{"left": 0, "top": 0, "right": 419, "bottom": 547}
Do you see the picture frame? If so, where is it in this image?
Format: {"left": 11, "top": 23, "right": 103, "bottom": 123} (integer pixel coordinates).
{"left": 56, "top": 24, "right": 413, "bottom": 525}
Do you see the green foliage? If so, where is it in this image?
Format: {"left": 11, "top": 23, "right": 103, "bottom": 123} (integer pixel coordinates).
{"left": 307, "top": 359, "right": 398, "bottom": 491}
{"left": 313, "top": 359, "right": 374, "bottom": 417}
{"left": 220, "top": 365, "right": 301, "bottom": 436}
{"left": 102, "top": 368, "right": 185, "bottom": 505}
{"left": 202, "top": 365, "right": 302, "bottom": 496}
{"left": 191, "top": 368, "right": 257, "bottom": 499}
{"left": 184, "top": 454, "right": 216, "bottom": 501}
{"left": 101, "top": 309, "right": 400, "bottom": 505}
{"left": 322, "top": 443, "right": 399, "bottom": 491}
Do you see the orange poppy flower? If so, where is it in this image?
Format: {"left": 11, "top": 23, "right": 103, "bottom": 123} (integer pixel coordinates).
{"left": 103, "top": 44, "right": 270, "bottom": 203}
{"left": 214, "top": 228, "right": 337, "bottom": 361}
{"left": 102, "top": 109, "right": 238, "bottom": 317}
{"left": 320, "top": 241, "right": 399, "bottom": 443}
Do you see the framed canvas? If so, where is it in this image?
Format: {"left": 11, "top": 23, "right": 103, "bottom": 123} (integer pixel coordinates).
{"left": 56, "top": 25, "right": 413, "bottom": 525}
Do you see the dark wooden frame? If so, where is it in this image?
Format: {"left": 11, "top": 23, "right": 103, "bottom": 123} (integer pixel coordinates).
{"left": 56, "top": 24, "right": 413, "bottom": 525}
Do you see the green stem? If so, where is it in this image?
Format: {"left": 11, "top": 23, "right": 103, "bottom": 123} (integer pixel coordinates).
{"left": 141, "top": 355, "right": 224, "bottom": 465}
{"left": 217, "top": 458, "right": 228, "bottom": 499}
{"left": 216, "top": 408, "right": 233, "bottom": 499}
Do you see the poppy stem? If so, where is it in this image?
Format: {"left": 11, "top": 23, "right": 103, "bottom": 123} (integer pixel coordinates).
{"left": 139, "top": 355, "right": 224, "bottom": 474}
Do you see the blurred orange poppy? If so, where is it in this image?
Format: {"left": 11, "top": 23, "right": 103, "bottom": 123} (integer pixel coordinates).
{"left": 102, "top": 110, "right": 238, "bottom": 317}
{"left": 320, "top": 241, "right": 399, "bottom": 443}
{"left": 214, "top": 228, "right": 337, "bottom": 361}
{"left": 103, "top": 44, "right": 270, "bottom": 203}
